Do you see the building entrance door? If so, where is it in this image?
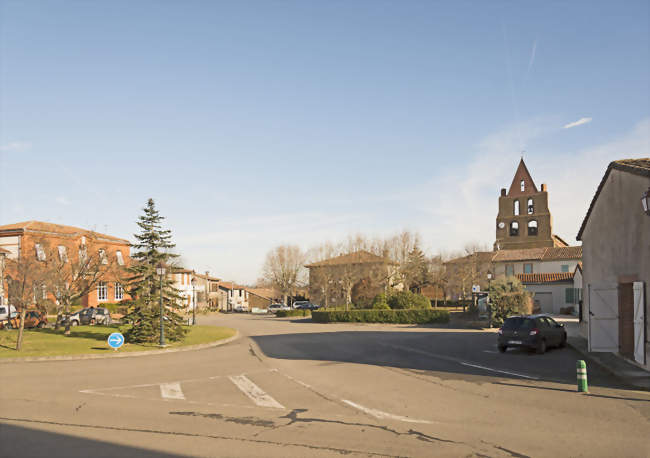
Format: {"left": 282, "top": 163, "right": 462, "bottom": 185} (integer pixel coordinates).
{"left": 618, "top": 283, "right": 634, "bottom": 359}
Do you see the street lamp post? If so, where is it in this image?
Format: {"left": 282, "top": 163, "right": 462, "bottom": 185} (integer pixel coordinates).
{"left": 191, "top": 277, "right": 197, "bottom": 325}
{"left": 487, "top": 272, "right": 493, "bottom": 328}
{"left": 156, "top": 263, "right": 166, "bottom": 347}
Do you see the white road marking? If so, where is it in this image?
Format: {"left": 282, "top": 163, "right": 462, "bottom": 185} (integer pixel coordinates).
{"left": 460, "top": 362, "right": 538, "bottom": 380}
{"left": 160, "top": 382, "right": 186, "bottom": 400}
{"left": 379, "top": 342, "right": 539, "bottom": 380}
{"left": 342, "top": 400, "right": 433, "bottom": 424}
{"left": 228, "top": 375, "right": 285, "bottom": 409}
{"left": 483, "top": 350, "right": 498, "bottom": 354}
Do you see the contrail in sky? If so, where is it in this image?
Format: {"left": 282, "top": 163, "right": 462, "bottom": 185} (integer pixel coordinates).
{"left": 526, "top": 39, "right": 537, "bottom": 75}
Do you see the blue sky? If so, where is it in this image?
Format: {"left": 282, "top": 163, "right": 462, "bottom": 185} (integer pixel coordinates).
{"left": 1, "top": 1, "right": 648, "bottom": 282}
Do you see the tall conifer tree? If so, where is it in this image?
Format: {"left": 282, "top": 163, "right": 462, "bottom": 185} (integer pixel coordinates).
{"left": 124, "top": 198, "right": 186, "bottom": 343}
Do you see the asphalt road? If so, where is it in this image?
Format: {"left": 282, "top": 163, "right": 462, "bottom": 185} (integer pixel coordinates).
{"left": 1, "top": 313, "right": 649, "bottom": 457}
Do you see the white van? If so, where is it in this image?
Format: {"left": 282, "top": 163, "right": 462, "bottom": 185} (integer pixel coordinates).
{"left": 0, "top": 305, "right": 17, "bottom": 321}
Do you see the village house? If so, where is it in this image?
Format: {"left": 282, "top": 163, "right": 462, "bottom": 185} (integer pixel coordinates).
{"left": 0, "top": 221, "right": 131, "bottom": 307}
{"left": 192, "top": 271, "right": 221, "bottom": 310}
{"left": 306, "top": 250, "right": 400, "bottom": 308}
{"left": 577, "top": 158, "right": 649, "bottom": 369}
{"left": 216, "top": 282, "right": 249, "bottom": 311}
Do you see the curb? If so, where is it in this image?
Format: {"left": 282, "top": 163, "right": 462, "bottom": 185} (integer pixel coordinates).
{"left": 567, "top": 338, "right": 650, "bottom": 392}
{"left": 0, "top": 330, "right": 240, "bottom": 364}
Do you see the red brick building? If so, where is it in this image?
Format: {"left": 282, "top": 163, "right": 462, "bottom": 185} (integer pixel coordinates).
{"left": 0, "top": 221, "right": 131, "bottom": 307}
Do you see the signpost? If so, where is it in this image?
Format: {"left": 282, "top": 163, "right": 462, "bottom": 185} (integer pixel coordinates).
{"left": 108, "top": 332, "right": 124, "bottom": 351}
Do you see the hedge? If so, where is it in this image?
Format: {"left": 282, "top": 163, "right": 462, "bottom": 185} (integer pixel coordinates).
{"left": 311, "top": 309, "right": 450, "bottom": 324}
{"left": 275, "top": 309, "right": 311, "bottom": 318}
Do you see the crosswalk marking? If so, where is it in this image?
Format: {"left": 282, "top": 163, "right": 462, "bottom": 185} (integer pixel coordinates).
{"left": 228, "top": 375, "right": 285, "bottom": 409}
{"left": 341, "top": 399, "right": 433, "bottom": 424}
{"left": 160, "top": 382, "right": 185, "bottom": 400}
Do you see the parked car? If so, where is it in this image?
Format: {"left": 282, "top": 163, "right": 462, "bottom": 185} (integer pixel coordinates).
{"left": 268, "top": 303, "right": 290, "bottom": 313}
{"left": 497, "top": 314, "right": 567, "bottom": 354}
{"left": 293, "top": 301, "right": 320, "bottom": 310}
{"left": 233, "top": 304, "right": 249, "bottom": 313}
{"left": 0, "top": 304, "right": 17, "bottom": 321}
{"left": 2, "top": 310, "right": 48, "bottom": 329}
{"left": 62, "top": 307, "right": 113, "bottom": 326}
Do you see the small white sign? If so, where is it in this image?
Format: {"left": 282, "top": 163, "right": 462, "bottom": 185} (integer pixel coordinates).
{"left": 472, "top": 285, "right": 481, "bottom": 293}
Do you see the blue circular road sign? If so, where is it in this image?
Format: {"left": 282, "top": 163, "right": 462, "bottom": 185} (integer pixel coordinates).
{"left": 108, "top": 332, "right": 125, "bottom": 349}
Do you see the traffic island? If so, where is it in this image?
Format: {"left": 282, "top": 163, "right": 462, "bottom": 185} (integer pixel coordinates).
{"left": 0, "top": 325, "right": 238, "bottom": 362}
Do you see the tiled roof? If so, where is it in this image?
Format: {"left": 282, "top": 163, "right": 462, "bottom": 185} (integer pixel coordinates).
{"left": 577, "top": 158, "right": 650, "bottom": 240}
{"left": 541, "top": 246, "right": 582, "bottom": 260}
{"left": 246, "top": 287, "right": 276, "bottom": 300}
{"left": 218, "top": 281, "right": 246, "bottom": 291}
{"left": 305, "top": 250, "right": 396, "bottom": 267}
{"left": 517, "top": 272, "right": 575, "bottom": 283}
{"left": 492, "top": 246, "right": 582, "bottom": 262}
{"left": 552, "top": 234, "right": 569, "bottom": 247}
{"left": 444, "top": 251, "right": 495, "bottom": 264}
{"left": 193, "top": 272, "right": 221, "bottom": 281}
{"left": 0, "top": 221, "right": 129, "bottom": 243}
{"left": 492, "top": 248, "right": 547, "bottom": 262}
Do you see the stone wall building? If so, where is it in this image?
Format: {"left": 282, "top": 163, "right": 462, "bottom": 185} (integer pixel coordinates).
{"left": 306, "top": 250, "right": 399, "bottom": 308}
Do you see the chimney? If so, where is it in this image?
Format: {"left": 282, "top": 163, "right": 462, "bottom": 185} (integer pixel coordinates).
{"left": 500, "top": 188, "right": 506, "bottom": 196}
{"left": 541, "top": 183, "right": 547, "bottom": 192}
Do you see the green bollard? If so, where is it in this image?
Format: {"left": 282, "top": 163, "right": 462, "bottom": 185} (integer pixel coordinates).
{"left": 577, "top": 360, "right": 588, "bottom": 393}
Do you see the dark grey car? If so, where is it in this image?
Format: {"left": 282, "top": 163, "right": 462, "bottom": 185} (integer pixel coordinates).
{"left": 497, "top": 315, "right": 567, "bottom": 354}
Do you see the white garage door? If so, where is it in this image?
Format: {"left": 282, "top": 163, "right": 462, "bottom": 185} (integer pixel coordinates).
{"left": 535, "top": 292, "right": 553, "bottom": 314}
{"left": 588, "top": 284, "right": 619, "bottom": 352}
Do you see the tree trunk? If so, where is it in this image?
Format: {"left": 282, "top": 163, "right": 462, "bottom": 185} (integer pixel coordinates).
{"left": 64, "top": 302, "right": 71, "bottom": 336}
{"left": 15, "top": 308, "right": 27, "bottom": 351}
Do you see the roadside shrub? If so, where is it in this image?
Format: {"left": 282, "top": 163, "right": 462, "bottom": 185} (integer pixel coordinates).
{"left": 371, "top": 293, "right": 390, "bottom": 310}
{"left": 387, "top": 291, "right": 431, "bottom": 310}
{"left": 488, "top": 277, "right": 532, "bottom": 327}
{"left": 275, "top": 309, "right": 311, "bottom": 318}
{"left": 311, "top": 309, "right": 449, "bottom": 324}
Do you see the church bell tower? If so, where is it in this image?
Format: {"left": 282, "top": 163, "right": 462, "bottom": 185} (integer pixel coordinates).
{"left": 494, "top": 159, "right": 556, "bottom": 250}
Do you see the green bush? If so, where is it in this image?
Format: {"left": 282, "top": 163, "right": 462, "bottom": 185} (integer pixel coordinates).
{"left": 488, "top": 277, "right": 532, "bottom": 327}
{"left": 371, "top": 293, "right": 390, "bottom": 310}
{"left": 311, "top": 309, "right": 449, "bottom": 324}
{"left": 275, "top": 309, "right": 311, "bottom": 318}
{"left": 387, "top": 291, "right": 431, "bottom": 310}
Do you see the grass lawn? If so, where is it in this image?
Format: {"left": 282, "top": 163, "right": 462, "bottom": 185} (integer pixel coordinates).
{"left": 0, "top": 325, "right": 236, "bottom": 358}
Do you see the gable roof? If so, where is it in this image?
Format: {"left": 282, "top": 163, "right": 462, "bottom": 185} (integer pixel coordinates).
{"left": 507, "top": 158, "right": 539, "bottom": 197}
{"left": 577, "top": 158, "right": 650, "bottom": 240}
{"left": 516, "top": 272, "right": 575, "bottom": 284}
{"left": 217, "top": 281, "right": 246, "bottom": 291}
{"left": 305, "top": 250, "right": 396, "bottom": 268}
{"left": 0, "top": 221, "right": 129, "bottom": 244}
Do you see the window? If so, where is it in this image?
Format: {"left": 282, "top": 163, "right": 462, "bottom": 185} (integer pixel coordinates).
{"left": 565, "top": 288, "right": 575, "bottom": 304}
{"left": 79, "top": 246, "right": 87, "bottom": 263}
{"left": 42, "top": 284, "right": 47, "bottom": 299}
{"left": 520, "top": 180, "right": 525, "bottom": 192}
{"left": 35, "top": 243, "right": 46, "bottom": 261}
{"left": 528, "top": 220, "right": 538, "bottom": 236}
{"left": 513, "top": 200, "right": 520, "bottom": 215}
{"left": 97, "top": 282, "right": 107, "bottom": 301}
{"left": 58, "top": 245, "right": 68, "bottom": 262}
{"left": 561, "top": 265, "right": 569, "bottom": 273}
{"left": 524, "top": 263, "right": 533, "bottom": 274}
{"left": 81, "top": 236, "right": 86, "bottom": 246}
{"left": 115, "top": 282, "right": 124, "bottom": 301}
{"left": 116, "top": 250, "right": 124, "bottom": 266}
{"left": 505, "top": 264, "right": 515, "bottom": 276}
{"left": 98, "top": 249, "right": 108, "bottom": 265}
{"left": 510, "top": 221, "right": 519, "bottom": 236}
{"left": 527, "top": 198, "right": 534, "bottom": 214}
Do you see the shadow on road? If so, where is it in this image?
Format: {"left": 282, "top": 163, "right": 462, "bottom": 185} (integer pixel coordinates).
{"left": 252, "top": 330, "right": 637, "bottom": 392}
{"left": 0, "top": 422, "right": 182, "bottom": 458}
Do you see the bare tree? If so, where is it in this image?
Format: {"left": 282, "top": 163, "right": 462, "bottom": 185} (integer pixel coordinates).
{"left": 42, "top": 239, "right": 116, "bottom": 335}
{"left": 262, "top": 245, "right": 305, "bottom": 305}
{"left": 4, "top": 249, "right": 47, "bottom": 351}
